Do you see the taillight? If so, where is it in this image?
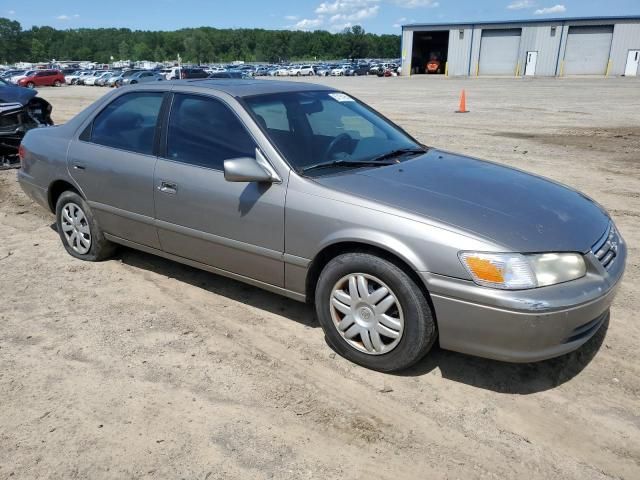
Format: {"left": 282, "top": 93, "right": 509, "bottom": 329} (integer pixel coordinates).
{"left": 18, "top": 144, "right": 26, "bottom": 166}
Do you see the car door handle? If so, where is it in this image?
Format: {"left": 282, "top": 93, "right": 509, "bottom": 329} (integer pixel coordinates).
{"left": 73, "top": 163, "right": 86, "bottom": 170}
{"left": 158, "top": 181, "right": 177, "bottom": 194}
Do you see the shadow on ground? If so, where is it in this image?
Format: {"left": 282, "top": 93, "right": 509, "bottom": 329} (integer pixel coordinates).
{"left": 119, "top": 247, "right": 318, "bottom": 328}
{"left": 401, "top": 317, "right": 608, "bottom": 395}
{"left": 118, "top": 245, "right": 607, "bottom": 395}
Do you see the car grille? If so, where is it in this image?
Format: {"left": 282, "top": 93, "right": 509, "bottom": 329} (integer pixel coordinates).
{"left": 591, "top": 223, "right": 619, "bottom": 270}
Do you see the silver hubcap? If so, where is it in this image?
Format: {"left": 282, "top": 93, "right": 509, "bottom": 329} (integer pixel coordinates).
{"left": 61, "top": 202, "right": 91, "bottom": 254}
{"left": 329, "top": 273, "right": 404, "bottom": 355}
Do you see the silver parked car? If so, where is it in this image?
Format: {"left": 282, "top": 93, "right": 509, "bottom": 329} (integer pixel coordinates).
{"left": 17, "top": 80, "right": 626, "bottom": 371}
{"left": 120, "top": 71, "right": 165, "bottom": 86}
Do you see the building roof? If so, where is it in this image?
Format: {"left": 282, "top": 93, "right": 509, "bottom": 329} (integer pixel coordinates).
{"left": 169, "top": 79, "right": 334, "bottom": 97}
{"left": 403, "top": 15, "right": 640, "bottom": 30}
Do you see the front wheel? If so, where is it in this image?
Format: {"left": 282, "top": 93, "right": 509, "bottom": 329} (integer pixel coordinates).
{"left": 26, "top": 82, "right": 35, "bottom": 89}
{"left": 55, "top": 191, "right": 115, "bottom": 262}
{"left": 54, "top": 80, "right": 61, "bottom": 87}
{"left": 315, "top": 252, "right": 437, "bottom": 372}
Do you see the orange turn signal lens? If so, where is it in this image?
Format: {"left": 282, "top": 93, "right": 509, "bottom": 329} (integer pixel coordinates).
{"left": 464, "top": 256, "right": 505, "bottom": 283}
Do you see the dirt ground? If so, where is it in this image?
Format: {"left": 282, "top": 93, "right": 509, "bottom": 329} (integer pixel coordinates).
{"left": 1, "top": 77, "right": 639, "bottom": 479}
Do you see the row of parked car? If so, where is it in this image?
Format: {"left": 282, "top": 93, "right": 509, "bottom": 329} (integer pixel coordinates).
{"left": 0, "top": 69, "right": 66, "bottom": 88}
{"left": 0, "top": 60, "right": 402, "bottom": 90}
{"left": 252, "top": 62, "right": 401, "bottom": 77}
{"left": 65, "top": 67, "right": 252, "bottom": 87}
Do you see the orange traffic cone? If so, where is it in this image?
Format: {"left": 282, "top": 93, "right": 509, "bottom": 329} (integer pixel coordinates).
{"left": 455, "top": 89, "right": 469, "bottom": 113}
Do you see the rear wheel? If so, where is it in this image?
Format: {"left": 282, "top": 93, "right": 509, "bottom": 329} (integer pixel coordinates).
{"left": 55, "top": 191, "right": 115, "bottom": 262}
{"left": 315, "top": 252, "right": 437, "bottom": 372}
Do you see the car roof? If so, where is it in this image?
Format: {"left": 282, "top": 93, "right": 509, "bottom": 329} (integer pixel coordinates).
{"left": 165, "top": 79, "right": 335, "bottom": 97}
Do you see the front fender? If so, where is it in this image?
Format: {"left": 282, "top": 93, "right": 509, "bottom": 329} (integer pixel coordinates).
{"left": 315, "top": 227, "right": 429, "bottom": 272}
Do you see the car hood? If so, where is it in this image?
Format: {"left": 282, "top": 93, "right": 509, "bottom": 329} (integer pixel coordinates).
{"left": 0, "top": 84, "right": 38, "bottom": 105}
{"left": 313, "top": 149, "right": 609, "bottom": 253}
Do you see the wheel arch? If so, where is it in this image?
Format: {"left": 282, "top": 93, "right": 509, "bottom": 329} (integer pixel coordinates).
{"left": 304, "top": 240, "right": 435, "bottom": 318}
{"left": 47, "top": 179, "right": 83, "bottom": 213}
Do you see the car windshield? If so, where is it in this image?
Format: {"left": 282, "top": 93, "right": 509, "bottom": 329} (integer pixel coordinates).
{"left": 244, "top": 90, "right": 423, "bottom": 176}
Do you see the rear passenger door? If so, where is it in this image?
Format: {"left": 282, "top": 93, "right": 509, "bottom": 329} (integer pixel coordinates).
{"left": 35, "top": 71, "right": 49, "bottom": 85}
{"left": 68, "top": 90, "right": 165, "bottom": 248}
{"left": 154, "top": 92, "right": 287, "bottom": 286}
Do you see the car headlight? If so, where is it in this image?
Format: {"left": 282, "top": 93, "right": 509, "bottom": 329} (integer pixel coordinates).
{"left": 458, "top": 252, "right": 586, "bottom": 290}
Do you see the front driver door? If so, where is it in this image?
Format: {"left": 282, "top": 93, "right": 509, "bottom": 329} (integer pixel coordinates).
{"left": 154, "top": 92, "right": 286, "bottom": 286}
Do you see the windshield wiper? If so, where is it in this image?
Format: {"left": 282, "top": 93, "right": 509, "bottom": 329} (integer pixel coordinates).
{"left": 301, "top": 159, "right": 397, "bottom": 174}
{"left": 368, "top": 147, "right": 427, "bottom": 163}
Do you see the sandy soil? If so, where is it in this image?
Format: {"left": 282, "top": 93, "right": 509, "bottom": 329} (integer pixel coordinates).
{"left": 1, "top": 77, "right": 639, "bottom": 479}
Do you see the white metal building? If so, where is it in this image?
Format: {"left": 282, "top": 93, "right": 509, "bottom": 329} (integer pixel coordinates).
{"left": 401, "top": 16, "right": 640, "bottom": 77}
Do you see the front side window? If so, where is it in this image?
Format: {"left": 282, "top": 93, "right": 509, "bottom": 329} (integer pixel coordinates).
{"left": 244, "top": 91, "right": 421, "bottom": 174}
{"left": 166, "top": 94, "right": 257, "bottom": 170}
{"left": 90, "top": 91, "right": 164, "bottom": 155}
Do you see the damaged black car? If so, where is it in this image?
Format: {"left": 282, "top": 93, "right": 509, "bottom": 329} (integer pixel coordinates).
{"left": 0, "top": 78, "right": 53, "bottom": 169}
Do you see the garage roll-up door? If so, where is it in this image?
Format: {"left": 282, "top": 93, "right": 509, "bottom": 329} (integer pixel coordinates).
{"left": 479, "top": 29, "right": 522, "bottom": 75}
{"left": 564, "top": 26, "right": 613, "bottom": 75}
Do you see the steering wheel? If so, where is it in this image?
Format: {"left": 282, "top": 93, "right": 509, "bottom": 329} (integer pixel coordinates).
{"left": 323, "top": 133, "right": 352, "bottom": 161}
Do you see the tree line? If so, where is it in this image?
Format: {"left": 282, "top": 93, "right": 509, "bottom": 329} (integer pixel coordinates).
{"left": 0, "top": 19, "right": 400, "bottom": 64}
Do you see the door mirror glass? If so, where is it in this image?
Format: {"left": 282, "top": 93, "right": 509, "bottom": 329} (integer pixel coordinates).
{"left": 224, "top": 157, "right": 273, "bottom": 183}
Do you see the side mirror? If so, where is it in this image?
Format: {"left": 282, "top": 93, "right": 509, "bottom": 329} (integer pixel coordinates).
{"left": 224, "top": 157, "right": 273, "bottom": 183}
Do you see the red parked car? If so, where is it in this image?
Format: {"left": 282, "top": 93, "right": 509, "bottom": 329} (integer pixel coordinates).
{"left": 18, "top": 70, "right": 65, "bottom": 89}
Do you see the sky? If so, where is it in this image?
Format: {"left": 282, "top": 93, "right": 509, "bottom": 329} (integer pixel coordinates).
{"left": 3, "top": 0, "right": 640, "bottom": 34}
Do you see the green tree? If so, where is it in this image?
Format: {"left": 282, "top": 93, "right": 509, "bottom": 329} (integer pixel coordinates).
{"left": 0, "top": 18, "right": 401, "bottom": 65}
{"left": 118, "top": 40, "right": 130, "bottom": 60}
{"left": 0, "top": 17, "right": 22, "bottom": 63}
{"left": 30, "top": 38, "right": 46, "bottom": 62}
{"left": 132, "top": 42, "right": 153, "bottom": 60}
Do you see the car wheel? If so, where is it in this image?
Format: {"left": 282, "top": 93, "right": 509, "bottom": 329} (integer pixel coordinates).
{"left": 315, "top": 252, "right": 437, "bottom": 372}
{"left": 55, "top": 191, "right": 115, "bottom": 262}
{"left": 354, "top": 72, "right": 359, "bottom": 76}
{"left": 26, "top": 82, "right": 35, "bottom": 89}
{"left": 54, "top": 80, "right": 61, "bottom": 87}
{"left": 130, "top": 80, "right": 137, "bottom": 84}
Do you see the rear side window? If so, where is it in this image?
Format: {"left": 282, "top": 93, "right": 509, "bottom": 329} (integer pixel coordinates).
{"left": 166, "top": 94, "right": 256, "bottom": 170}
{"left": 90, "top": 92, "right": 164, "bottom": 155}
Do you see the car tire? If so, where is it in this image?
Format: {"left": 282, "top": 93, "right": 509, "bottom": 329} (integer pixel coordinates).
{"left": 55, "top": 191, "right": 116, "bottom": 262}
{"left": 315, "top": 252, "right": 437, "bottom": 372}
{"left": 26, "top": 82, "right": 35, "bottom": 89}
{"left": 54, "top": 80, "right": 61, "bottom": 87}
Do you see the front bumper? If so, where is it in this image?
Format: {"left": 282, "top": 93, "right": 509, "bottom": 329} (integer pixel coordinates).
{"left": 421, "top": 240, "right": 626, "bottom": 363}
